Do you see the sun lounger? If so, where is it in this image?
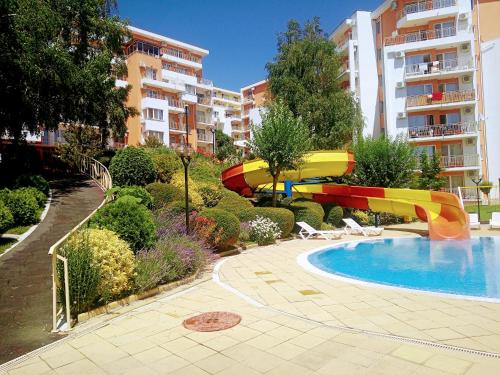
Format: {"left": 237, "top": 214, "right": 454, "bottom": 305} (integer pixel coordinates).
{"left": 296, "top": 221, "right": 344, "bottom": 240}
{"left": 342, "top": 218, "right": 384, "bottom": 236}
{"left": 469, "top": 213, "right": 480, "bottom": 229}
{"left": 490, "top": 212, "right": 500, "bottom": 229}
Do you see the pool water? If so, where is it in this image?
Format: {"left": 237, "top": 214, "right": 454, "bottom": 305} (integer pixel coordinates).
{"left": 307, "top": 237, "right": 500, "bottom": 300}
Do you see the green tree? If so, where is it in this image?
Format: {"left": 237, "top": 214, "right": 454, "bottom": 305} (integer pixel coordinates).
{"left": 349, "top": 135, "right": 416, "bottom": 188}
{"left": 266, "top": 17, "right": 363, "bottom": 149}
{"left": 249, "top": 100, "right": 311, "bottom": 207}
{"left": 215, "top": 129, "right": 241, "bottom": 162}
{"left": 58, "top": 124, "right": 103, "bottom": 167}
{"left": 418, "top": 153, "right": 446, "bottom": 191}
{"left": 0, "top": 0, "right": 136, "bottom": 142}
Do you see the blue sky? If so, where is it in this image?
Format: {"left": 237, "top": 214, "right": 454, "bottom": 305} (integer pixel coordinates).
{"left": 118, "top": 0, "right": 380, "bottom": 91}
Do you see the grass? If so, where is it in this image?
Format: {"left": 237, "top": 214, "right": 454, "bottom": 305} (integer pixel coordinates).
{"left": 4, "top": 225, "right": 31, "bottom": 235}
{"left": 464, "top": 204, "right": 500, "bottom": 221}
{"left": 0, "top": 238, "right": 17, "bottom": 255}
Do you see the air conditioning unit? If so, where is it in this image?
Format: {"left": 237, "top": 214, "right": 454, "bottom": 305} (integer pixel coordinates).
{"left": 395, "top": 51, "right": 405, "bottom": 58}
{"left": 459, "top": 13, "right": 468, "bottom": 20}
{"left": 461, "top": 43, "right": 470, "bottom": 52}
{"left": 396, "top": 81, "right": 405, "bottom": 88}
{"left": 462, "top": 75, "right": 471, "bottom": 83}
{"left": 464, "top": 107, "right": 473, "bottom": 114}
{"left": 397, "top": 112, "right": 407, "bottom": 119}
{"left": 466, "top": 138, "right": 475, "bottom": 145}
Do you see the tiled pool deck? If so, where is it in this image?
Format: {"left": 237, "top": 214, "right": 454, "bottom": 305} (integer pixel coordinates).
{"left": 2, "top": 230, "right": 500, "bottom": 374}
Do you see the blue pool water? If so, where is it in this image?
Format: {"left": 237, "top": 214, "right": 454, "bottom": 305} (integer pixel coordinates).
{"left": 308, "top": 237, "right": 500, "bottom": 300}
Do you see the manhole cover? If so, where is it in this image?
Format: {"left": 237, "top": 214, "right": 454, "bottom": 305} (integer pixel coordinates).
{"left": 182, "top": 312, "right": 242, "bottom": 332}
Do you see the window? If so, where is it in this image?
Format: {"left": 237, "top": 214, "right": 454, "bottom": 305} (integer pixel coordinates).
{"left": 438, "top": 82, "right": 459, "bottom": 92}
{"left": 126, "top": 40, "right": 160, "bottom": 57}
{"left": 413, "top": 145, "right": 436, "bottom": 156}
{"left": 377, "top": 48, "right": 382, "bottom": 61}
{"left": 441, "top": 143, "right": 463, "bottom": 157}
{"left": 375, "top": 21, "right": 380, "bottom": 34}
{"left": 146, "top": 131, "right": 164, "bottom": 143}
{"left": 145, "top": 68, "right": 157, "bottom": 80}
{"left": 379, "top": 100, "right": 384, "bottom": 114}
{"left": 185, "top": 84, "right": 196, "bottom": 95}
{"left": 439, "top": 112, "right": 461, "bottom": 124}
{"left": 407, "top": 84, "right": 433, "bottom": 96}
{"left": 143, "top": 108, "right": 163, "bottom": 121}
{"left": 409, "top": 115, "right": 434, "bottom": 127}
{"left": 145, "top": 89, "right": 162, "bottom": 99}
{"left": 405, "top": 54, "right": 431, "bottom": 66}
{"left": 450, "top": 175, "right": 465, "bottom": 189}
{"left": 434, "top": 21, "right": 455, "bottom": 37}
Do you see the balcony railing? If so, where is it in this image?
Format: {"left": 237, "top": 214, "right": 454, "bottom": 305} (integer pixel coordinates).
{"left": 197, "top": 97, "right": 211, "bottom": 105}
{"left": 385, "top": 27, "right": 456, "bottom": 46}
{"left": 243, "top": 95, "right": 254, "bottom": 104}
{"left": 406, "top": 89, "right": 475, "bottom": 108}
{"left": 169, "top": 121, "right": 186, "bottom": 131}
{"left": 399, "top": 0, "right": 457, "bottom": 20}
{"left": 212, "top": 95, "right": 241, "bottom": 103}
{"left": 167, "top": 97, "right": 183, "bottom": 108}
{"left": 405, "top": 58, "right": 474, "bottom": 78}
{"left": 162, "top": 49, "right": 202, "bottom": 64}
{"left": 162, "top": 65, "right": 195, "bottom": 77}
{"left": 441, "top": 154, "right": 479, "bottom": 169}
{"left": 197, "top": 134, "right": 213, "bottom": 142}
{"left": 336, "top": 33, "right": 352, "bottom": 51}
{"left": 408, "top": 121, "right": 479, "bottom": 139}
{"left": 197, "top": 77, "right": 213, "bottom": 86}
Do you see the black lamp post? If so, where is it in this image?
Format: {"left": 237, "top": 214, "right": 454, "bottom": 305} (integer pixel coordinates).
{"left": 176, "top": 105, "right": 192, "bottom": 234}
{"left": 471, "top": 175, "right": 482, "bottom": 222}
{"left": 210, "top": 127, "right": 216, "bottom": 155}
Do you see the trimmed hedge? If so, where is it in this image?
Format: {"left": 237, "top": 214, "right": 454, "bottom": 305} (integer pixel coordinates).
{"left": 324, "top": 205, "right": 344, "bottom": 227}
{"left": 238, "top": 207, "right": 295, "bottom": 238}
{"left": 145, "top": 147, "right": 181, "bottom": 183}
{"left": 3, "top": 189, "right": 39, "bottom": 225}
{"left": 15, "top": 175, "right": 49, "bottom": 196}
{"left": 292, "top": 200, "right": 325, "bottom": 217}
{"left": 215, "top": 195, "right": 253, "bottom": 217}
{"left": 0, "top": 201, "right": 14, "bottom": 233}
{"left": 167, "top": 200, "right": 197, "bottom": 215}
{"left": 109, "top": 147, "right": 156, "bottom": 187}
{"left": 145, "top": 182, "right": 184, "bottom": 210}
{"left": 20, "top": 187, "right": 46, "bottom": 209}
{"left": 198, "top": 184, "right": 224, "bottom": 208}
{"left": 111, "top": 186, "right": 153, "bottom": 208}
{"left": 198, "top": 208, "right": 240, "bottom": 249}
{"left": 91, "top": 196, "right": 156, "bottom": 253}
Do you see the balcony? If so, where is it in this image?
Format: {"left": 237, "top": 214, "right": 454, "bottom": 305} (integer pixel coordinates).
{"left": 405, "top": 58, "right": 474, "bottom": 81}
{"left": 212, "top": 95, "right": 241, "bottom": 105}
{"left": 406, "top": 89, "right": 475, "bottom": 111}
{"left": 408, "top": 121, "right": 479, "bottom": 142}
{"left": 335, "top": 33, "right": 352, "bottom": 54}
{"left": 142, "top": 77, "right": 185, "bottom": 93}
{"left": 243, "top": 95, "right": 254, "bottom": 104}
{"left": 197, "top": 134, "right": 213, "bottom": 143}
{"left": 161, "top": 49, "right": 202, "bottom": 70}
{"left": 397, "top": 0, "right": 458, "bottom": 28}
{"left": 169, "top": 121, "right": 186, "bottom": 133}
{"left": 385, "top": 27, "right": 458, "bottom": 47}
{"left": 167, "top": 97, "right": 184, "bottom": 113}
{"left": 196, "top": 117, "right": 213, "bottom": 126}
{"left": 197, "top": 97, "right": 212, "bottom": 106}
{"left": 441, "top": 154, "right": 480, "bottom": 170}
{"left": 196, "top": 77, "right": 213, "bottom": 87}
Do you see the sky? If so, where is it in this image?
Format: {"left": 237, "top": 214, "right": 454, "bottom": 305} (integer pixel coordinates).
{"left": 117, "top": 0, "right": 381, "bottom": 92}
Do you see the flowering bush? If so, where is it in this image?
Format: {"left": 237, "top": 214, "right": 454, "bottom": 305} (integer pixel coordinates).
{"left": 170, "top": 171, "right": 204, "bottom": 208}
{"left": 249, "top": 216, "right": 281, "bottom": 246}
{"left": 66, "top": 229, "right": 135, "bottom": 301}
{"left": 198, "top": 208, "right": 240, "bottom": 249}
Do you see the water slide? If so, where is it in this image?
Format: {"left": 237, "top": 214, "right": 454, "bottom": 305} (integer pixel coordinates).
{"left": 221, "top": 151, "right": 470, "bottom": 241}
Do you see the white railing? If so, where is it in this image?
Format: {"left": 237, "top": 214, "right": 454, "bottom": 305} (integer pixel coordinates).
{"left": 441, "top": 154, "right": 479, "bottom": 169}
{"left": 197, "top": 134, "right": 213, "bottom": 143}
{"left": 49, "top": 154, "right": 112, "bottom": 332}
{"left": 405, "top": 58, "right": 474, "bottom": 78}
{"left": 408, "top": 121, "right": 479, "bottom": 139}
{"left": 406, "top": 89, "right": 475, "bottom": 107}
{"left": 197, "top": 97, "right": 211, "bottom": 105}
{"left": 167, "top": 97, "right": 183, "bottom": 108}
{"left": 169, "top": 121, "right": 186, "bottom": 131}
{"left": 163, "top": 48, "right": 202, "bottom": 64}
{"left": 197, "top": 77, "right": 213, "bottom": 86}
{"left": 385, "top": 27, "right": 456, "bottom": 46}
{"left": 458, "top": 186, "right": 500, "bottom": 206}
{"left": 400, "top": 0, "right": 456, "bottom": 19}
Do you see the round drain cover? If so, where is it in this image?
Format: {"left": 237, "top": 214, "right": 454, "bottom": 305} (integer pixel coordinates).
{"left": 183, "top": 312, "right": 242, "bottom": 332}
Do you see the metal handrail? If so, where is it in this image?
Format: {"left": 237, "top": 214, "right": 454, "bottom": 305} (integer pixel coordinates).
{"left": 385, "top": 26, "right": 456, "bottom": 46}
{"left": 407, "top": 121, "right": 479, "bottom": 139}
{"left": 405, "top": 58, "right": 474, "bottom": 78}
{"left": 49, "top": 154, "right": 112, "bottom": 332}
{"left": 399, "top": 0, "right": 456, "bottom": 19}
{"left": 406, "top": 89, "right": 475, "bottom": 107}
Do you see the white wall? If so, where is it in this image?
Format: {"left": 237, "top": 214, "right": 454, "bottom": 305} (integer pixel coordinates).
{"left": 482, "top": 37, "right": 500, "bottom": 184}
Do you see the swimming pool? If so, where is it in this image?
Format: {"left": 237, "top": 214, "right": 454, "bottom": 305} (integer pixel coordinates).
{"left": 304, "top": 237, "right": 500, "bottom": 301}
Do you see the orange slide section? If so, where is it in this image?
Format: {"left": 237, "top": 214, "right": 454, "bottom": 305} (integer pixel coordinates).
{"left": 221, "top": 151, "right": 470, "bottom": 241}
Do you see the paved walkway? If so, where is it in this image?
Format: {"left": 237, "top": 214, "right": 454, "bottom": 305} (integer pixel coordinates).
{"left": 2, "top": 231, "right": 500, "bottom": 374}
{"left": 0, "top": 178, "right": 104, "bottom": 364}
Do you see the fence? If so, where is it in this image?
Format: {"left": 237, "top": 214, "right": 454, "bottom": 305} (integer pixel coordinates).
{"left": 48, "top": 154, "right": 112, "bottom": 332}
{"left": 458, "top": 186, "right": 500, "bottom": 207}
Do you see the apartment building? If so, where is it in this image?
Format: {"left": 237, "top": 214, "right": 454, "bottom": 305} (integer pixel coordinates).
{"left": 211, "top": 87, "right": 243, "bottom": 152}
{"left": 238, "top": 80, "right": 269, "bottom": 151}
{"left": 330, "top": 0, "right": 500, "bottom": 193}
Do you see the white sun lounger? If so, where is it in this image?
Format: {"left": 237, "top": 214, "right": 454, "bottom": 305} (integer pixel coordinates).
{"left": 490, "top": 212, "right": 500, "bottom": 229}
{"left": 469, "top": 213, "right": 480, "bottom": 229}
{"left": 342, "top": 218, "right": 384, "bottom": 236}
{"left": 296, "top": 222, "right": 344, "bottom": 240}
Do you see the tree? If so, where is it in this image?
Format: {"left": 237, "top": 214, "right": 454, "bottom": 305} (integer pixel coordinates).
{"left": 349, "top": 135, "right": 416, "bottom": 188}
{"left": 0, "top": 0, "right": 136, "bottom": 142}
{"left": 249, "top": 100, "right": 311, "bottom": 207}
{"left": 417, "top": 153, "right": 446, "bottom": 191}
{"left": 215, "top": 129, "right": 241, "bottom": 162}
{"left": 266, "top": 17, "right": 363, "bottom": 150}
{"left": 58, "top": 124, "right": 103, "bottom": 167}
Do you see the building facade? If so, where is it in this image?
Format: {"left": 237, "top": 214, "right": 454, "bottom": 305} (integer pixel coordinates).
{"left": 330, "top": 0, "right": 500, "bottom": 193}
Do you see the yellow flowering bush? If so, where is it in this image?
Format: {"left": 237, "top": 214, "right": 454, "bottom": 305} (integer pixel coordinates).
{"left": 67, "top": 228, "right": 135, "bottom": 299}
{"left": 170, "top": 171, "right": 204, "bottom": 208}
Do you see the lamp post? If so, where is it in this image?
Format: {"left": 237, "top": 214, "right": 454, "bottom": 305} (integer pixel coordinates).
{"left": 176, "top": 105, "right": 192, "bottom": 234}
{"left": 471, "top": 175, "right": 482, "bottom": 222}
{"left": 209, "top": 127, "right": 216, "bottom": 155}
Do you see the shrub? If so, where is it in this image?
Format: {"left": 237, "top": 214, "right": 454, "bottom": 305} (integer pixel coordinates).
{"left": 109, "top": 147, "right": 156, "bottom": 186}
{"left": 146, "top": 182, "right": 184, "bottom": 210}
{"left": 145, "top": 147, "right": 181, "bottom": 183}
{"left": 199, "top": 208, "right": 240, "bottom": 249}
{"left": 325, "top": 205, "right": 343, "bottom": 227}
{"left": 216, "top": 195, "right": 253, "bottom": 217}
{"left": 321, "top": 222, "right": 334, "bottom": 230}
{"left": 378, "top": 212, "right": 403, "bottom": 226}
{"left": 91, "top": 196, "right": 156, "bottom": 253}
{"left": 15, "top": 175, "right": 49, "bottom": 196}
{"left": 4, "top": 189, "right": 39, "bottom": 225}
{"left": 238, "top": 222, "right": 251, "bottom": 243}
{"left": 249, "top": 216, "right": 281, "bottom": 246}
{"left": 292, "top": 200, "right": 325, "bottom": 217}
{"left": 0, "top": 188, "right": 10, "bottom": 203}
{"left": 0, "top": 201, "right": 14, "bottom": 233}
{"left": 20, "top": 187, "right": 46, "bottom": 209}
{"left": 287, "top": 204, "right": 322, "bottom": 231}
{"left": 109, "top": 186, "right": 153, "bottom": 208}
{"left": 134, "top": 247, "right": 170, "bottom": 293}
{"left": 167, "top": 200, "right": 198, "bottom": 215}
{"left": 238, "top": 207, "right": 294, "bottom": 238}
{"left": 58, "top": 232, "right": 100, "bottom": 316}
{"left": 351, "top": 210, "right": 370, "bottom": 225}
{"left": 170, "top": 171, "right": 203, "bottom": 208}
{"left": 198, "top": 184, "right": 224, "bottom": 208}
{"left": 66, "top": 229, "right": 135, "bottom": 301}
